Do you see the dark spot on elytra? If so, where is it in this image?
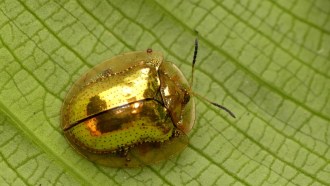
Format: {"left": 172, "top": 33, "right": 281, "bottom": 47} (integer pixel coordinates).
{"left": 87, "top": 96, "right": 107, "bottom": 115}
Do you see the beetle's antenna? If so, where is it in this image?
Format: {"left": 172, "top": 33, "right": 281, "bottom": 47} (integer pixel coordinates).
{"left": 190, "top": 31, "right": 199, "bottom": 88}
{"left": 210, "top": 102, "right": 236, "bottom": 118}
{"left": 188, "top": 31, "right": 235, "bottom": 118}
{"left": 191, "top": 92, "right": 236, "bottom": 118}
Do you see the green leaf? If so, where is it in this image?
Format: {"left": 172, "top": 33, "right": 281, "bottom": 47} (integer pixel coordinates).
{"left": 0, "top": 0, "right": 329, "bottom": 185}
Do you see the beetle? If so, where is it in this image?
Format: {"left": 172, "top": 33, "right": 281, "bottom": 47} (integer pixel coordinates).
{"left": 61, "top": 36, "right": 235, "bottom": 167}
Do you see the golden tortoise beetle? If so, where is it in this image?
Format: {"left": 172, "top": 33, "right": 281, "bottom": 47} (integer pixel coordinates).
{"left": 61, "top": 37, "right": 235, "bottom": 167}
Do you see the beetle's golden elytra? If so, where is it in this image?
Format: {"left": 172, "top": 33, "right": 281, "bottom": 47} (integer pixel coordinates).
{"left": 61, "top": 38, "right": 235, "bottom": 167}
